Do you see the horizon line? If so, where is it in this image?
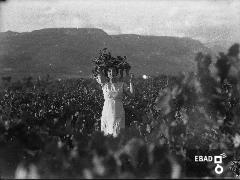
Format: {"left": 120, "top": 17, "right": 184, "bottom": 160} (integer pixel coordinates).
{"left": 0, "top": 27, "right": 238, "bottom": 47}
{"left": 0, "top": 27, "right": 205, "bottom": 41}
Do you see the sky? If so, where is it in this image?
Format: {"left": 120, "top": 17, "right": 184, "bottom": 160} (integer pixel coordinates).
{"left": 0, "top": 0, "right": 240, "bottom": 44}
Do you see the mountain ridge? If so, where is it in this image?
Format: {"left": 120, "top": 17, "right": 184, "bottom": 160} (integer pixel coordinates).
{"left": 0, "top": 28, "right": 210, "bottom": 79}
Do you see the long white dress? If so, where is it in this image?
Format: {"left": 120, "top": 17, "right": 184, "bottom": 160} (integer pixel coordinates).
{"left": 100, "top": 82, "right": 125, "bottom": 137}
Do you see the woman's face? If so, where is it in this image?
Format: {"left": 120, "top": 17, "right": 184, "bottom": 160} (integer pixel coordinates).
{"left": 108, "top": 68, "right": 117, "bottom": 79}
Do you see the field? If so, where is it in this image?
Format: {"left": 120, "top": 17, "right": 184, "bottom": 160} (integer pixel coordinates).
{"left": 0, "top": 47, "right": 240, "bottom": 178}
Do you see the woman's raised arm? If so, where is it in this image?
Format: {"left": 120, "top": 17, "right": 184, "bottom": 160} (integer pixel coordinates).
{"left": 123, "top": 74, "right": 135, "bottom": 97}
{"left": 96, "top": 71, "right": 107, "bottom": 86}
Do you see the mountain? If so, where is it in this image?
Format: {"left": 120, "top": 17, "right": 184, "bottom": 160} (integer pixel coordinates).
{"left": 0, "top": 28, "right": 210, "bottom": 79}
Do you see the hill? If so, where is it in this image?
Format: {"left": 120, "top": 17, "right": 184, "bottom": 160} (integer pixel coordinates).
{"left": 0, "top": 28, "right": 209, "bottom": 79}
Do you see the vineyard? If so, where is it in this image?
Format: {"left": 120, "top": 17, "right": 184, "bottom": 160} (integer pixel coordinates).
{"left": 0, "top": 44, "right": 240, "bottom": 178}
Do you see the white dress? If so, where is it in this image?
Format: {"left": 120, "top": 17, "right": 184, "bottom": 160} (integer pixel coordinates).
{"left": 100, "top": 82, "right": 125, "bottom": 137}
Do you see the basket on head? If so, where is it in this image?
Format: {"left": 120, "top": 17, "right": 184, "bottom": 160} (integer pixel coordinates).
{"left": 92, "top": 48, "right": 131, "bottom": 78}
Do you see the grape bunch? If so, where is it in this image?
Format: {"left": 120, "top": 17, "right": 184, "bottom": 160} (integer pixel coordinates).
{"left": 92, "top": 48, "right": 131, "bottom": 78}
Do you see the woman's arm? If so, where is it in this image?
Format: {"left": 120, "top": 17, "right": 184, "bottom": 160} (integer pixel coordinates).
{"left": 96, "top": 71, "right": 107, "bottom": 86}
{"left": 123, "top": 74, "right": 135, "bottom": 97}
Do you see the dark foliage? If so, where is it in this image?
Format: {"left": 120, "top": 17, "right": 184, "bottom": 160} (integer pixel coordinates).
{"left": 0, "top": 44, "right": 240, "bottom": 178}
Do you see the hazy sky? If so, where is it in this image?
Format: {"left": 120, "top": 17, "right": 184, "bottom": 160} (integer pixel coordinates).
{"left": 1, "top": 0, "right": 240, "bottom": 43}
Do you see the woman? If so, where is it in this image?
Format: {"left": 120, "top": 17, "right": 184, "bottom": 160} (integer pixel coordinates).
{"left": 96, "top": 66, "right": 135, "bottom": 137}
